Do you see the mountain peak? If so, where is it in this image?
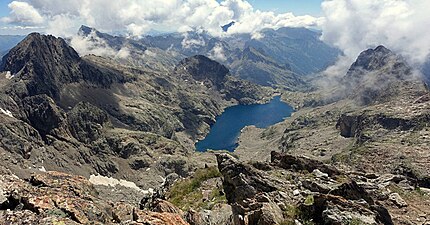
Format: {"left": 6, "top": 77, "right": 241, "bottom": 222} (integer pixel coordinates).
{"left": 78, "top": 25, "right": 96, "bottom": 36}
{"left": 1, "top": 33, "right": 125, "bottom": 99}
{"left": 221, "top": 21, "right": 235, "bottom": 32}
{"left": 1, "top": 33, "right": 80, "bottom": 74}
{"left": 349, "top": 45, "right": 397, "bottom": 72}
{"left": 174, "top": 55, "right": 229, "bottom": 87}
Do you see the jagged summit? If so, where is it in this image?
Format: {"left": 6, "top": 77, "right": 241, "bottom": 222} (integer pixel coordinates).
{"left": 174, "top": 55, "right": 229, "bottom": 86}
{"left": 341, "top": 45, "right": 426, "bottom": 105}
{"left": 0, "top": 33, "right": 124, "bottom": 99}
{"left": 347, "top": 45, "right": 409, "bottom": 74}
{"left": 221, "top": 21, "right": 235, "bottom": 32}
{"left": 78, "top": 25, "right": 95, "bottom": 36}
{"left": 345, "top": 45, "right": 413, "bottom": 83}
{"left": 1, "top": 33, "right": 80, "bottom": 74}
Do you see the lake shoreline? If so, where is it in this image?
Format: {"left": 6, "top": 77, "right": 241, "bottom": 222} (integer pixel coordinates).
{"left": 195, "top": 95, "right": 293, "bottom": 152}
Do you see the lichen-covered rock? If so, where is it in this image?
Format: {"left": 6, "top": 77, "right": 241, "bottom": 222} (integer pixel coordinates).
{"left": 133, "top": 210, "right": 189, "bottom": 225}
{"left": 0, "top": 171, "right": 186, "bottom": 225}
{"left": 216, "top": 152, "right": 394, "bottom": 225}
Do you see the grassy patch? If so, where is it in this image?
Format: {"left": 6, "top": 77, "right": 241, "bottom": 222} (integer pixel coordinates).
{"left": 167, "top": 166, "right": 226, "bottom": 210}
{"left": 282, "top": 204, "right": 315, "bottom": 225}
{"left": 304, "top": 195, "right": 314, "bottom": 206}
{"left": 389, "top": 184, "right": 429, "bottom": 201}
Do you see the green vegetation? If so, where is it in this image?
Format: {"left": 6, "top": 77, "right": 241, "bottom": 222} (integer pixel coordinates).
{"left": 167, "top": 166, "right": 226, "bottom": 210}
{"left": 46, "top": 209, "right": 67, "bottom": 218}
{"left": 304, "top": 195, "right": 314, "bottom": 206}
{"left": 281, "top": 204, "right": 315, "bottom": 225}
{"left": 388, "top": 184, "right": 429, "bottom": 200}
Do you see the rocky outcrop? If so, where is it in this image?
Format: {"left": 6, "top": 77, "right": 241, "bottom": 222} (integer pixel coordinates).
{"left": 23, "top": 94, "right": 69, "bottom": 138}
{"left": 271, "top": 151, "right": 340, "bottom": 176}
{"left": 67, "top": 102, "right": 109, "bottom": 144}
{"left": 174, "top": 55, "right": 270, "bottom": 105}
{"left": 174, "top": 55, "right": 228, "bottom": 89}
{"left": 336, "top": 110, "right": 430, "bottom": 143}
{"left": 216, "top": 152, "right": 393, "bottom": 225}
{"left": 0, "top": 171, "right": 188, "bottom": 225}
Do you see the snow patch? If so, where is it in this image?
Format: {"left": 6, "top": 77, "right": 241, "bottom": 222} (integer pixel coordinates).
{"left": 5, "top": 71, "right": 14, "bottom": 79}
{"left": 0, "top": 108, "right": 14, "bottom": 118}
{"left": 89, "top": 174, "right": 153, "bottom": 194}
{"left": 39, "top": 166, "right": 47, "bottom": 172}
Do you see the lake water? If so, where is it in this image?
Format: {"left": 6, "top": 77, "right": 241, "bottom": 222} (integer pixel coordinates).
{"left": 195, "top": 96, "right": 294, "bottom": 152}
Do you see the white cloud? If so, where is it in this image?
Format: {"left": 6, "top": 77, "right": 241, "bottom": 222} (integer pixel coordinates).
{"left": 321, "top": 0, "right": 430, "bottom": 66}
{"left": 181, "top": 31, "right": 206, "bottom": 49}
{"left": 208, "top": 43, "right": 227, "bottom": 61}
{"left": 70, "top": 30, "right": 129, "bottom": 59}
{"left": 1, "top": 1, "right": 44, "bottom": 25}
{"left": 0, "top": 0, "right": 321, "bottom": 37}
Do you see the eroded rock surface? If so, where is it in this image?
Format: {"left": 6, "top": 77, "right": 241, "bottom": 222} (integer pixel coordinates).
{"left": 0, "top": 171, "right": 189, "bottom": 225}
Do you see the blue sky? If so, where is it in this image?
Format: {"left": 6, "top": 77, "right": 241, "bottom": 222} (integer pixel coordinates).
{"left": 247, "top": 0, "right": 323, "bottom": 16}
{"left": 0, "top": 1, "right": 11, "bottom": 18}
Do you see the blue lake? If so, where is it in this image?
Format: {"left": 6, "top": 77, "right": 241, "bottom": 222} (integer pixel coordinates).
{"left": 195, "top": 95, "right": 294, "bottom": 152}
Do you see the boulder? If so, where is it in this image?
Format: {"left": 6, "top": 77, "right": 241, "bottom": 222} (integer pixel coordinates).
{"left": 388, "top": 193, "right": 408, "bottom": 208}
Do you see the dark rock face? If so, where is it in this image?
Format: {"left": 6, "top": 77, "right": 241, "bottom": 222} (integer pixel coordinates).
{"left": 23, "top": 94, "right": 69, "bottom": 138}
{"left": 67, "top": 102, "right": 109, "bottom": 144}
{"left": 336, "top": 111, "right": 430, "bottom": 143}
{"left": 348, "top": 46, "right": 403, "bottom": 72}
{"left": 1, "top": 33, "right": 81, "bottom": 99}
{"left": 336, "top": 114, "right": 364, "bottom": 138}
{"left": 175, "top": 55, "right": 229, "bottom": 88}
{"left": 0, "top": 33, "right": 125, "bottom": 100}
{"left": 174, "top": 55, "right": 269, "bottom": 105}
{"left": 217, "top": 153, "right": 277, "bottom": 203}
{"left": 340, "top": 45, "right": 423, "bottom": 105}
{"left": 271, "top": 151, "right": 340, "bottom": 176}
{"left": 0, "top": 119, "right": 43, "bottom": 158}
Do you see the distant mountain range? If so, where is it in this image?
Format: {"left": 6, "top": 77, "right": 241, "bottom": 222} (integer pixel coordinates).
{"left": 77, "top": 26, "right": 341, "bottom": 89}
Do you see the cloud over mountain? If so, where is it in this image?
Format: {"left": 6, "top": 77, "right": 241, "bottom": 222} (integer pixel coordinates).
{"left": 321, "top": 0, "right": 430, "bottom": 66}
{"left": 1, "top": 0, "right": 321, "bottom": 37}
{"left": 1, "top": 1, "right": 44, "bottom": 25}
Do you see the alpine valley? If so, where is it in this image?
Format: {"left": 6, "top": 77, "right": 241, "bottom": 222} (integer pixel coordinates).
{"left": 0, "top": 24, "right": 429, "bottom": 225}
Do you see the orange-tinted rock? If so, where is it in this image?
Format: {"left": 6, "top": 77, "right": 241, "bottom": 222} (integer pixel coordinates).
{"left": 133, "top": 210, "right": 189, "bottom": 225}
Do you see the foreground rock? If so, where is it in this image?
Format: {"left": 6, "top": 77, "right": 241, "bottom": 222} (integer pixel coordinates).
{"left": 217, "top": 152, "right": 394, "bottom": 225}
{"left": 0, "top": 171, "right": 188, "bottom": 225}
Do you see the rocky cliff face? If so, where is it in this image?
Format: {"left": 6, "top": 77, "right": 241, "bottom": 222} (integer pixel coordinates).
{"left": 216, "top": 152, "right": 395, "bottom": 225}
{"left": 341, "top": 45, "right": 424, "bottom": 105}
{"left": 174, "top": 55, "right": 270, "bottom": 105}
{"left": 174, "top": 55, "right": 229, "bottom": 89}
